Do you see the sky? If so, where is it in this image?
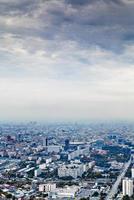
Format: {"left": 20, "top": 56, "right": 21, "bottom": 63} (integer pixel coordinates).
{"left": 0, "top": 0, "right": 134, "bottom": 122}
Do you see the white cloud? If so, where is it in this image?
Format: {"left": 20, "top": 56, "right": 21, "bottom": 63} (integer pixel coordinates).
{"left": 0, "top": 0, "right": 134, "bottom": 121}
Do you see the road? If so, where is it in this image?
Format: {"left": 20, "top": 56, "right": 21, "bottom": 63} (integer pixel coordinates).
{"left": 105, "top": 158, "right": 132, "bottom": 200}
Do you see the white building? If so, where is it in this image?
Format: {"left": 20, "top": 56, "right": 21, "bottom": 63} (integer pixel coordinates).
{"left": 88, "top": 161, "right": 95, "bottom": 169}
{"left": 39, "top": 163, "right": 47, "bottom": 170}
{"left": 36, "top": 157, "right": 42, "bottom": 164}
{"left": 47, "top": 145, "right": 62, "bottom": 153}
{"left": 45, "top": 157, "right": 52, "bottom": 164}
{"left": 51, "top": 186, "right": 79, "bottom": 198}
{"left": 131, "top": 167, "right": 134, "bottom": 179}
{"left": 39, "top": 183, "right": 56, "bottom": 192}
{"left": 39, "top": 184, "right": 45, "bottom": 192}
{"left": 34, "top": 168, "right": 42, "bottom": 177}
{"left": 122, "top": 178, "right": 133, "bottom": 197}
{"left": 58, "top": 163, "right": 86, "bottom": 179}
{"left": 68, "top": 146, "right": 89, "bottom": 161}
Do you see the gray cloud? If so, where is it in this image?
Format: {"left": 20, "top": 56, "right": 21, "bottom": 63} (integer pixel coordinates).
{"left": 0, "top": 0, "right": 134, "bottom": 49}
{"left": 0, "top": 0, "right": 134, "bottom": 121}
{"left": 66, "top": 0, "right": 124, "bottom": 6}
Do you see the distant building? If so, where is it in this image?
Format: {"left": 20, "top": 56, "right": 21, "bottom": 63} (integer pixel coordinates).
{"left": 131, "top": 167, "right": 134, "bottom": 178}
{"left": 17, "top": 133, "right": 23, "bottom": 142}
{"left": 39, "top": 184, "right": 45, "bottom": 192}
{"left": 34, "top": 168, "right": 42, "bottom": 177}
{"left": 64, "top": 139, "right": 70, "bottom": 151}
{"left": 122, "top": 178, "right": 133, "bottom": 197}
{"left": 39, "top": 163, "right": 47, "bottom": 170}
{"left": 39, "top": 183, "right": 56, "bottom": 192}
{"left": 47, "top": 145, "right": 62, "bottom": 153}
{"left": 43, "top": 137, "right": 48, "bottom": 147}
{"left": 45, "top": 157, "right": 52, "bottom": 164}
{"left": 68, "top": 146, "right": 89, "bottom": 161}
{"left": 58, "top": 162, "right": 87, "bottom": 179}
{"left": 50, "top": 186, "right": 79, "bottom": 198}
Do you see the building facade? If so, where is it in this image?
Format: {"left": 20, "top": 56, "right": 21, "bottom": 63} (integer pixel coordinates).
{"left": 122, "top": 178, "right": 133, "bottom": 197}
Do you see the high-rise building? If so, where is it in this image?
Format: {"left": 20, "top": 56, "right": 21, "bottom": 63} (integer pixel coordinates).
{"left": 43, "top": 137, "right": 48, "bottom": 147}
{"left": 64, "top": 139, "right": 70, "bottom": 151}
{"left": 131, "top": 167, "right": 134, "bottom": 178}
{"left": 122, "top": 178, "right": 133, "bottom": 197}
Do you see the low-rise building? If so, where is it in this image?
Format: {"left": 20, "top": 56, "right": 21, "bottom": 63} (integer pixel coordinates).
{"left": 39, "top": 183, "right": 56, "bottom": 192}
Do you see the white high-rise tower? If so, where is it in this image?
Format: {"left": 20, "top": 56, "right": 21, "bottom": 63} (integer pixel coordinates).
{"left": 131, "top": 167, "right": 134, "bottom": 178}
{"left": 122, "top": 178, "right": 133, "bottom": 197}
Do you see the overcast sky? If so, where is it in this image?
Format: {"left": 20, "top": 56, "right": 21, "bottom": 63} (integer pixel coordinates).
{"left": 0, "top": 0, "right": 134, "bottom": 122}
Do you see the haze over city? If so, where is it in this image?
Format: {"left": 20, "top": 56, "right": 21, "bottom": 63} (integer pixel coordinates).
{"left": 1, "top": 1, "right": 134, "bottom": 200}
{"left": 0, "top": 0, "right": 134, "bottom": 121}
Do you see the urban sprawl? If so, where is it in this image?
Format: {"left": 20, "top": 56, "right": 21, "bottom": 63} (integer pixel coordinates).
{"left": 0, "top": 122, "right": 134, "bottom": 200}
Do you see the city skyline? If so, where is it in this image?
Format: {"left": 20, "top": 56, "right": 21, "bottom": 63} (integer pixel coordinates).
{"left": 0, "top": 0, "right": 134, "bottom": 121}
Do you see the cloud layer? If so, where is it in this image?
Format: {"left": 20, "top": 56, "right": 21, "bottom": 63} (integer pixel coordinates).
{"left": 0, "top": 0, "right": 134, "bottom": 121}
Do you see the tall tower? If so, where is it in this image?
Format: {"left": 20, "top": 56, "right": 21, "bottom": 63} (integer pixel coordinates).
{"left": 43, "top": 138, "right": 48, "bottom": 147}
{"left": 64, "top": 139, "right": 70, "bottom": 151}
{"left": 122, "top": 178, "right": 133, "bottom": 197}
{"left": 131, "top": 166, "right": 134, "bottom": 179}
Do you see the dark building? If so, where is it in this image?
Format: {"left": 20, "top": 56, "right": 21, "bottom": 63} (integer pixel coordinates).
{"left": 64, "top": 139, "right": 70, "bottom": 151}
{"left": 44, "top": 137, "right": 48, "bottom": 146}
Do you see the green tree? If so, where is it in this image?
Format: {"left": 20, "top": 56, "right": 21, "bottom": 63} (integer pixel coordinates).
{"left": 122, "top": 195, "right": 130, "bottom": 200}
{"left": 5, "top": 193, "right": 12, "bottom": 199}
